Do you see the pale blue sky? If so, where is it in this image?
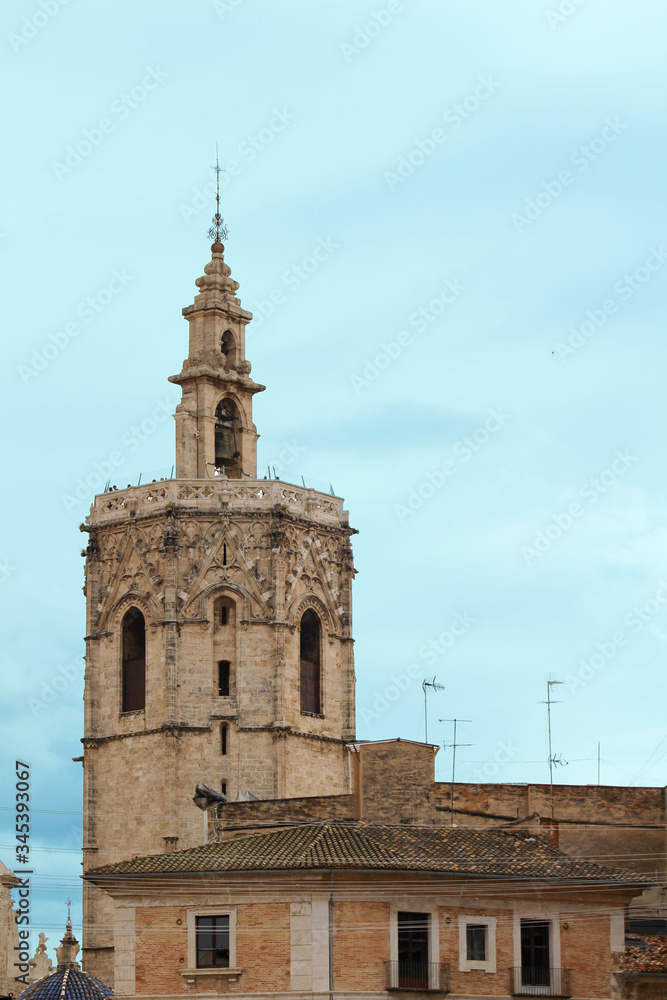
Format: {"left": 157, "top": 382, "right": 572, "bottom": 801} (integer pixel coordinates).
{"left": 2, "top": 0, "right": 667, "bottom": 958}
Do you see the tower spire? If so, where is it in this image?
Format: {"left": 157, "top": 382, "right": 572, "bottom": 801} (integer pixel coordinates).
{"left": 207, "top": 144, "right": 228, "bottom": 246}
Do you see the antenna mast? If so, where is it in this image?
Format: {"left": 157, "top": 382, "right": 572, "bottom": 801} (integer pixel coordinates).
{"left": 440, "top": 718, "right": 473, "bottom": 825}
{"left": 544, "top": 679, "right": 567, "bottom": 818}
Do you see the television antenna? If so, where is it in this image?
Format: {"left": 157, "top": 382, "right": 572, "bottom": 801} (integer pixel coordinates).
{"left": 541, "top": 679, "right": 567, "bottom": 817}
{"left": 422, "top": 676, "right": 444, "bottom": 743}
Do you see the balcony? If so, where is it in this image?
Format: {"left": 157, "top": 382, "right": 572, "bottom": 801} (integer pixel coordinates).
{"left": 385, "top": 961, "right": 450, "bottom": 993}
{"left": 510, "top": 967, "right": 573, "bottom": 997}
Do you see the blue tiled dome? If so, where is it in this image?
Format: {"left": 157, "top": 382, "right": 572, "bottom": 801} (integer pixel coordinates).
{"left": 18, "top": 969, "right": 113, "bottom": 1000}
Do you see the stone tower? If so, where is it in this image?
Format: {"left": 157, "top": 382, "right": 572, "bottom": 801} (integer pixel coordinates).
{"left": 81, "top": 238, "right": 357, "bottom": 983}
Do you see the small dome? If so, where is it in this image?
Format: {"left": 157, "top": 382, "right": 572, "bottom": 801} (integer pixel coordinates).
{"left": 19, "top": 922, "right": 113, "bottom": 1000}
{"left": 18, "top": 969, "right": 113, "bottom": 1000}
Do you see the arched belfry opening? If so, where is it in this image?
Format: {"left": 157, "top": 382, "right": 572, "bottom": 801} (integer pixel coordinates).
{"left": 214, "top": 399, "right": 242, "bottom": 478}
{"left": 300, "top": 609, "right": 321, "bottom": 715}
{"left": 121, "top": 607, "right": 146, "bottom": 713}
{"left": 220, "top": 330, "right": 237, "bottom": 370}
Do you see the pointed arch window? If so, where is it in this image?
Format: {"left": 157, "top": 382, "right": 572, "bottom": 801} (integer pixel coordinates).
{"left": 122, "top": 607, "right": 146, "bottom": 713}
{"left": 300, "top": 609, "right": 321, "bottom": 715}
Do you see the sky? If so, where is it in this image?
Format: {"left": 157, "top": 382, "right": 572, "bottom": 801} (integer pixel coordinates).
{"left": 1, "top": 0, "right": 667, "bottom": 962}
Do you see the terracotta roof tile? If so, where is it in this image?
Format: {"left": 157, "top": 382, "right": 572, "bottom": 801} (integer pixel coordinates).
{"left": 86, "top": 823, "right": 652, "bottom": 885}
{"left": 625, "top": 936, "right": 667, "bottom": 974}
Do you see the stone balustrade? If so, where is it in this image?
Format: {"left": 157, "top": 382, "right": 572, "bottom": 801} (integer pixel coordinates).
{"left": 87, "top": 479, "right": 347, "bottom": 527}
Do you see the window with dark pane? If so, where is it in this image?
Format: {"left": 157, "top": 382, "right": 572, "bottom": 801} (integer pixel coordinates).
{"left": 195, "top": 915, "right": 229, "bottom": 968}
{"left": 121, "top": 607, "right": 146, "bottom": 713}
{"left": 466, "top": 924, "right": 487, "bottom": 962}
{"left": 300, "top": 609, "right": 321, "bottom": 714}
{"left": 397, "top": 911, "right": 429, "bottom": 989}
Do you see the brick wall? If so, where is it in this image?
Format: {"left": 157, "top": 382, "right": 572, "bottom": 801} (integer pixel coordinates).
{"left": 124, "top": 875, "right": 626, "bottom": 999}
{"left": 135, "top": 906, "right": 187, "bottom": 995}
{"left": 332, "top": 900, "right": 389, "bottom": 993}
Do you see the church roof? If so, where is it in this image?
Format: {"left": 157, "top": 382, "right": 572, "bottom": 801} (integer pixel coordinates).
{"left": 18, "top": 969, "right": 113, "bottom": 1000}
{"left": 86, "top": 822, "right": 651, "bottom": 886}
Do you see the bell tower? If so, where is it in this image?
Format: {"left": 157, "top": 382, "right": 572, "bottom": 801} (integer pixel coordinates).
{"left": 81, "top": 207, "right": 357, "bottom": 983}
{"left": 170, "top": 235, "right": 264, "bottom": 480}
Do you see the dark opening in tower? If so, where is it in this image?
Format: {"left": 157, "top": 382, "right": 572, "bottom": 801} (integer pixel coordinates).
{"left": 121, "top": 607, "right": 146, "bottom": 713}
{"left": 300, "top": 609, "right": 321, "bottom": 715}
{"left": 214, "top": 400, "right": 242, "bottom": 478}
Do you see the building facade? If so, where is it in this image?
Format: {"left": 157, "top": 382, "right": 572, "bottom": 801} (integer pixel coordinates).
{"left": 86, "top": 822, "right": 645, "bottom": 1000}
{"left": 81, "top": 240, "right": 357, "bottom": 982}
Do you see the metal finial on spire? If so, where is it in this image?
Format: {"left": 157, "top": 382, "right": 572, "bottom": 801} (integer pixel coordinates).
{"left": 66, "top": 898, "right": 72, "bottom": 923}
{"left": 208, "top": 144, "right": 229, "bottom": 244}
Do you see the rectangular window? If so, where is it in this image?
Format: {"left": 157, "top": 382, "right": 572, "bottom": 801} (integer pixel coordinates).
{"left": 196, "top": 915, "right": 229, "bottom": 968}
{"left": 218, "top": 661, "right": 230, "bottom": 697}
{"left": 466, "top": 924, "right": 487, "bottom": 962}
{"left": 459, "top": 916, "right": 496, "bottom": 974}
{"left": 220, "top": 605, "right": 228, "bottom": 625}
{"left": 221, "top": 724, "right": 228, "bottom": 756}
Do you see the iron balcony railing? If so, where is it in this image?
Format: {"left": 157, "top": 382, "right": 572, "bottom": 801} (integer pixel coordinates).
{"left": 510, "top": 967, "right": 573, "bottom": 997}
{"left": 385, "top": 961, "right": 450, "bottom": 993}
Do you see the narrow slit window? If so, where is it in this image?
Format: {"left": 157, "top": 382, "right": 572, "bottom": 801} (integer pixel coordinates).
{"left": 218, "top": 661, "right": 230, "bottom": 697}
{"left": 221, "top": 781, "right": 227, "bottom": 796}
{"left": 223, "top": 544, "right": 227, "bottom": 566}
{"left": 221, "top": 724, "right": 228, "bottom": 756}
{"left": 220, "top": 605, "right": 229, "bottom": 626}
